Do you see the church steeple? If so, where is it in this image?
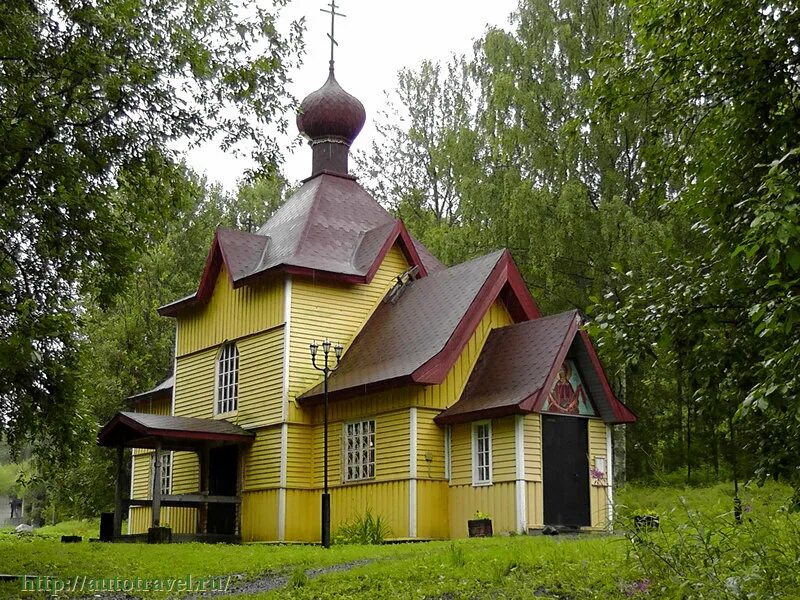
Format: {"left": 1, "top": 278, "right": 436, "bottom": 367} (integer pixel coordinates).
{"left": 296, "top": 1, "right": 365, "bottom": 178}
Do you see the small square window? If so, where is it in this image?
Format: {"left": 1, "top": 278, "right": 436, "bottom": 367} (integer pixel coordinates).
{"left": 343, "top": 419, "right": 375, "bottom": 482}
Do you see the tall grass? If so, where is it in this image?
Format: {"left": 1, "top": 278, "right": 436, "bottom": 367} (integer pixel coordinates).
{"left": 332, "top": 509, "right": 392, "bottom": 545}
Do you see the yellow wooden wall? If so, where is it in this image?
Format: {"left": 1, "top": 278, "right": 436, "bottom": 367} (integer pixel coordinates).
{"left": 523, "top": 414, "right": 544, "bottom": 528}
{"left": 172, "top": 326, "right": 284, "bottom": 427}
{"left": 173, "top": 347, "right": 215, "bottom": 419}
{"left": 588, "top": 418, "right": 610, "bottom": 530}
{"left": 287, "top": 245, "right": 410, "bottom": 422}
{"left": 129, "top": 449, "right": 198, "bottom": 535}
{"left": 242, "top": 426, "right": 281, "bottom": 491}
{"left": 417, "top": 408, "right": 446, "bottom": 480}
{"left": 447, "top": 416, "right": 519, "bottom": 537}
{"left": 241, "top": 489, "right": 280, "bottom": 541}
{"left": 176, "top": 266, "right": 283, "bottom": 357}
{"left": 310, "top": 409, "right": 410, "bottom": 487}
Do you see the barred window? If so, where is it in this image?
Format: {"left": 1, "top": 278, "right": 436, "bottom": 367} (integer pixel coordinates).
{"left": 216, "top": 343, "right": 239, "bottom": 414}
{"left": 154, "top": 451, "right": 172, "bottom": 496}
{"left": 472, "top": 421, "right": 492, "bottom": 485}
{"left": 344, "top": 420, "right": 375, "bottom": 482}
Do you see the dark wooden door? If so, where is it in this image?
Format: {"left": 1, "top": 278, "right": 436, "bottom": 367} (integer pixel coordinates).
{"left": 542, "top": 414, "right": 590, "bottom": 527}
{"left": 208, "top": 445, "right": 238, "bottom": 534}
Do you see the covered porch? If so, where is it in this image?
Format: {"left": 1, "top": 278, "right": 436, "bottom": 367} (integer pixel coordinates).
{"left": 97, "top": 412, "right": 253, "bottom": 542}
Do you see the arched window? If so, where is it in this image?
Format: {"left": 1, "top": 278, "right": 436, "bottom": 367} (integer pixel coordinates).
{"left": 216, "top": 342, "right": 239, "bottom": 414}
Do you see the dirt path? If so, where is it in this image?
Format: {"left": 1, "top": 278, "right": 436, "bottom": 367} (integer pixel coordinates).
{"left": 73, "top": 559, "right": 374, "bottom": 599}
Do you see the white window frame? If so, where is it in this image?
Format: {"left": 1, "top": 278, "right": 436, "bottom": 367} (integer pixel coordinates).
{"left": 153, "top": 451, "right": 172, "bottom": 496}
{"left": 472, "top": 420, "right": 492, "bottom": 486}
{"left": 343, "top": 419, "right": 376, "bottom": 483}
{"left": 215, "top": 342, "right": 239, "bottom": 415}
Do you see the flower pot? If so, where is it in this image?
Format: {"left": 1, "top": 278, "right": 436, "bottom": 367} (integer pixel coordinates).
{"left": 467, "top": 518, "right": 493, "bottom": 537}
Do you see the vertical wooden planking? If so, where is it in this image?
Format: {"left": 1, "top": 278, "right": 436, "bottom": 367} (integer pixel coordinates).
{"left": 587, "top": 418, "right": 609, "bottom": 529}
{"left": 448, "top": 482, "right": 517, "bottom": 538}
{"left": 329, "top": 480, "right": 409, "bottom": 539}
{"left": 241, "top": 489, "right": 280, "bottom": 541}
{"left": 416, "top": 480, "right": 449, "bottom": 539}
{"left": 526, "top": 481, "right": 544, "bottom": 528}
{"left": 284, "top": 489, "right": 319, "bottom": 541}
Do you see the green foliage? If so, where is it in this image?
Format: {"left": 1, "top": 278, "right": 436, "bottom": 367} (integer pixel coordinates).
{"left": 288, "top": 566, "right": 309, "bottom": 589}
{"left": 590, "top": 0, "right": 800, "bottom": 489}
{"left": 625, "top": 501, "right": 800, "bottom": 598}
{"left": 0, "top": 0, "right": 302, "bottom": 466}
{"left": 332, "top": 509, "right": 392, "bottom": 545}
{"left": 0, "top": 462, "right": 24, "bottom": 496}
{"left": 447, "top": 541, "right": 466, "bottom": 567}
{"left": 0, "top": 484, "right": 795, "bottom": 600}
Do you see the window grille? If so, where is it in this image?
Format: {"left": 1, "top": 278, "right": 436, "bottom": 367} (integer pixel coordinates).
{"left": 154, "top": 451, "right": 172, "bottom": 496}
{"left": 216, "top": 343, "right": 239, "bottom": 414}
{"left": 473, "top": 422, "right": 492, "bottom": 484}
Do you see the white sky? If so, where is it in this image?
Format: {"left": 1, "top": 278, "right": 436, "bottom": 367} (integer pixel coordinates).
{"left": 185, "top": 0, "right": 518, "bottom": 190}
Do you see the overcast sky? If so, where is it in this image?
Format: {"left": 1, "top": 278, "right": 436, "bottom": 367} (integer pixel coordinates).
{"left": 185, "top": 0, "right": 519, "bottom": 190}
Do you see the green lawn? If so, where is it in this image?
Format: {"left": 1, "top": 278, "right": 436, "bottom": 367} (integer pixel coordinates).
{"left": 0, "top": 482, "right": 797, "bottom": 599}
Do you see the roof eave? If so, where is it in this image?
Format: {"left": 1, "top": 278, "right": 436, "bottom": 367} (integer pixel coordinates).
{"left": 578, "top": 329, "right": 637, "bottom": 424}
{"left": 434, "top": 403, "right": 524, "bottom": 425}
{"left": 298, "top": 375, "right": 415, "bottom": 405}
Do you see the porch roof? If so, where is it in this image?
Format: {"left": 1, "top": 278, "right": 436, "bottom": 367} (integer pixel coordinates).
{"left": 97, "top": 412, "right": 254, "bottom": 451}
{"left": 434, "top": 310, "right": 637, "bottom": 425}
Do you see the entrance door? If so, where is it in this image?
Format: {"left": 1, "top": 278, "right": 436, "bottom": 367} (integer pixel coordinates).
{"left": 542, "top": 414, "right": 590, "bottom": 527}
{"left": 208, "top": 445, "right": 238, "bottom": 535}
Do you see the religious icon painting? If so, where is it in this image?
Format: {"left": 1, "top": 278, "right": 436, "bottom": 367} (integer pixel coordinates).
{"left": 542, "top": 359, "right": 597, "bottom": 417}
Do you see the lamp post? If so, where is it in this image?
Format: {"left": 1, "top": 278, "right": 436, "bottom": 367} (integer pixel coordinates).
{"left": 310, "top": 338, "right": 342, "bottom": 548}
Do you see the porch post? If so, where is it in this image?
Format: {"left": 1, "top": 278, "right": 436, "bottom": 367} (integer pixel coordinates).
{"left": 197, "top": 444, "right": 210, "bottom": 534}
{"left": 151, "top": 444, "right": 162, "bottom": 528}
{"left": 113, "top": 445, "right": 125, "bottom": 538}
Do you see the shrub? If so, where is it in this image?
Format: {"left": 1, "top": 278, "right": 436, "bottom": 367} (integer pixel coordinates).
{"left": 625, "top": 498, "right": 800, "bottom": 598}
{"left": 333, "top": 509, "right": 392, "bottom": 545}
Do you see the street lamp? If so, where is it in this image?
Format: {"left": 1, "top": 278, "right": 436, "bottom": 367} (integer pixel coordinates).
{"left": 309, "top": 338, "right": 342, "bottom": 548}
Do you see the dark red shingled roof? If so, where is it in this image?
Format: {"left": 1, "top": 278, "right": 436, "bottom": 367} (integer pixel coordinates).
{"left": 97, "top": 412, "right": 253, "bottom": 450}
{"left": 434, "top": 311, "right": 636, "bottom": 425}
{"left": 126, "top": 375, "right": 174, "bottom": 404}
{"left": 159, "top": 174, "right": 443, "bottom": 317}
{"left": 299, "top": 249, "right": 541, "bottom": 403}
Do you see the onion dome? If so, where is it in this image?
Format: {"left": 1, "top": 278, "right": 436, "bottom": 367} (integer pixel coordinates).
{"left": 297, "top": 67, "right": 366, "bottom": 146}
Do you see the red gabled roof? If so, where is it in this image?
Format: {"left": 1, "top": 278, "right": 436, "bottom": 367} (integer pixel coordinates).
{"left": 434, "top": 310, "right": 637, "bottom": 425}
{"left": 159, "top": 173, "right": 443, "bottom": 317}
{"left": 97, "top": 412, "right": 254, "bottom": 450}
{"left": 298, "top": 249, "right": 541, "bottom": 404}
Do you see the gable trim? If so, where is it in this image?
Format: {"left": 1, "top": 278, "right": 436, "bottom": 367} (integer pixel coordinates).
{"left": 579, "top": 330, "right": 637, "bottom": 423}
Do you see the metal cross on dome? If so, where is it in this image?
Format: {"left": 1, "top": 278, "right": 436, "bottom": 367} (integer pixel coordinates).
{"left": 320, "top": 0, "right": 346, "bottom": 68}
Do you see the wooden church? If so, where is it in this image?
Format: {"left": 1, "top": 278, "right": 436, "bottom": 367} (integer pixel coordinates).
{"left": 98, "top": 57, "right": 636, "bottom": 542}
